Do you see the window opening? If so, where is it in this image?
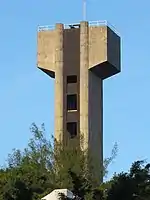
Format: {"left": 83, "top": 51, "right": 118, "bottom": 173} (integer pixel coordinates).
{"left": 67, "top": 75, "right": 77, "bottom": 84}
{"left": 67, "top": 122, "right": 77, "bottom": 138}
{"left": 67, "top": 94, "right": 77, "bottom": 111}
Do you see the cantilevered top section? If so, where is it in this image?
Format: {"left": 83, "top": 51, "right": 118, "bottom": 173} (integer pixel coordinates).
{"left": 37, "top": 20, "right": 121, "bottom": 79}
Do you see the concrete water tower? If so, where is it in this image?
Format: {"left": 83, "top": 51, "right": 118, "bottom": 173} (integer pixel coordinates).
{"left": 37, "top": 20, "right": 121, "bottom": 181}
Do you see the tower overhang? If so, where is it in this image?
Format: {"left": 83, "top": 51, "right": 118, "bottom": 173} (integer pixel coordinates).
{"left": 37, "top": 21, "right": 121, "bottom": 80}
{"left": 88, "top": 25, "right": 121, "bottom": 79}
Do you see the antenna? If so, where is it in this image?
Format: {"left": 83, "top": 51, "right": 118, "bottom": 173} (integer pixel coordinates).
{"left": 83, "top": 0, "right": 86, "bottom": 21}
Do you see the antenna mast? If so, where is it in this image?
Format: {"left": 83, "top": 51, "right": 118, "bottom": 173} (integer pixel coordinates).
{"left": 83, "top": 0, "right": 86, "bottom": 21}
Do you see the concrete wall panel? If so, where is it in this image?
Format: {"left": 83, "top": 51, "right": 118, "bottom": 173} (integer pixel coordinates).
{"left": 107, "top": 27, "right": 121, "bottom": 72}
{"left": 89, "top": 26, "right": 107, "bottom": 68}
{"left": 37, "top": 30, "right": 56, "bottom": 73}
{"left": 54, "top": 24, "right": 64, "bottom": 142}
{"left": 80, "top": 22, "right": 89, "bottom": 150}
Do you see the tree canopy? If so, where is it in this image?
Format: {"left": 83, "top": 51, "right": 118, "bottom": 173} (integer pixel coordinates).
{"left": 0, "top": 123, "right": 149, "bottom": 200}
{"left": 0, "top": 123, "right": 116, "bottom": 200}
{"left": 106, "top": 160, "right": 150, "bottom": 200}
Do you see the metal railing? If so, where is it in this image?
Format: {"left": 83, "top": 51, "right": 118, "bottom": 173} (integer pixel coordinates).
{"left": 89, "top": 20, "right": 120, "bottom": 36}
{"left": 37, "top": 20, "right": 120, "bottom": 36}
{"left": 89, "top": 20, "right": 107, "bottom": 26}
{"left": 106, "top": 21, "right": 120, "bottom": 36}
{"left": 38, "top": 25, "right": 55, "bottom": 32}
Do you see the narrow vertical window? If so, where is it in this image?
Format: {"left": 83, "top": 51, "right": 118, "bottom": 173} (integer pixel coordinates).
{"left": 67, "top": 122, "right": 77, "bottom": 138}
{"left": 67, "top": 94, "right": 77, "bottom": 111}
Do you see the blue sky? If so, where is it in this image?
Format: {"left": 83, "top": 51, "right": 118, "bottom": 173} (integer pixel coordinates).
{"left": 0, "top": 0, "right": 150, "bottom": 178}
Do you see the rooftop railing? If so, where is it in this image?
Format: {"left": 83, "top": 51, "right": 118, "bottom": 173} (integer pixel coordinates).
{"left": 38, "top": 25, "right": 55, "bottom": 31}
{"left": 37, "top": 20, "right": 120, "bottom": 36}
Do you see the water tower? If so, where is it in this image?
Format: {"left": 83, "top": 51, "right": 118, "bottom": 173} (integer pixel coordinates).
{"left": 37, "top": 20, "right": 121, "bottom": 181}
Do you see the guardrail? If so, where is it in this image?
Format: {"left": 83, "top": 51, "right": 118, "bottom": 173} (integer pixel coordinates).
{"left": 89, "top": 20, "right": 120, "bottom": 35}
{"left": 89, "top": 20, "right": 107, "bottom": 26}
{"left": 106, "top": 21, "right": 120, "bottom": 36}
{"left": 38, "top": 25, "right": 55, "bottom": 32}
{"left": 37, "top": 20, "right": 120, "bottom": 36}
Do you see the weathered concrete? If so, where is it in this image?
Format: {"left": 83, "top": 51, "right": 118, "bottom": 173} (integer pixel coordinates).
{"left": 80, "top": 21, "right": 89, "bottom": 151}
{"left": 88, "top": 71, "right": 103, "bottom": 182}
{"left": 54, "top": 24, "right": 64, "bottom": 143}
{"left": 37, "top": 30, "right": 56, "bottom": 78}
{"left": 37, "top": 21, "right": 121, "bottom": 183}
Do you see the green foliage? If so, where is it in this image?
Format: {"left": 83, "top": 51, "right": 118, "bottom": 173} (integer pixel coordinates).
{"left": 0, "top": 123, "right": 54, "bottom": 200}
{"left": 106, "top": 160, "right": 150, "bottom": 200}
{"left": 0, "top": 123, "right": 117, "bottom": 200}
{"left": 61, "top": 160, "right": 150, "bottom": 200}
{"left": 103, "top": 142, "right": 118, "bottom": 178}
{"left": 1, "top": 123, "right": 149, "bottom": 200}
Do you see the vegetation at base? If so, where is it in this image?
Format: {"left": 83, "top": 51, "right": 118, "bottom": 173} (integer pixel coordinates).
{"left": 59, "top": 161, "right": 150, "bottom": 200}
{"left": 0, "top": 123, "right": 149, "bottom": 200}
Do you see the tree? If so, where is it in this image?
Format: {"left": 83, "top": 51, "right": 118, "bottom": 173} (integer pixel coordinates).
{"left": 63, "top": 160, "right": 150, "bottom": 200}
{"left": 106, "top": 160, "right": 150, "bottom": 200}
{"left": 0, "top": 123, "right": 117, "bottom": 200}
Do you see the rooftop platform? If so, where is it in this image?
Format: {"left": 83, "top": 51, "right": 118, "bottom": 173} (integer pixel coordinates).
{"left": 37, "top": 20, "right": 120, "bottom": 36}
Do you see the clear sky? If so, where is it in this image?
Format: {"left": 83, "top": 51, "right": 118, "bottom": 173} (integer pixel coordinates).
{"left": 0, "top": 0, "right": 150, "bottom": 178}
